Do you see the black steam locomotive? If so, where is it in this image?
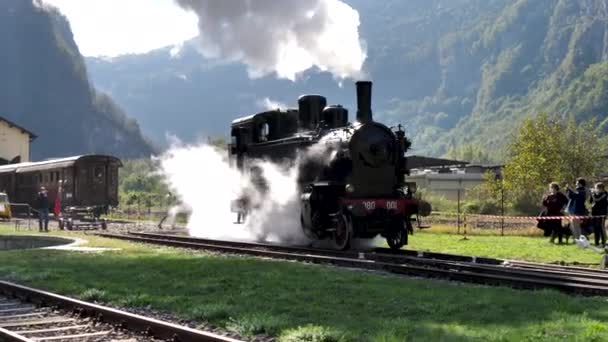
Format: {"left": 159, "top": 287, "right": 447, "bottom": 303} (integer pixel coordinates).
{"left": 229, "top": 81, "right": 430, "bottom": 250}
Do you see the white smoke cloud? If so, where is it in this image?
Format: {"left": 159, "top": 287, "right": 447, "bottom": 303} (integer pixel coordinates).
{"left": 174, "top": 0, "right": 367, "bottom": 81}
{"left": 257, "top": 97, "right": 288, "bottom": 110}
{"left": 157, "top": 137, "right": 390, "bottom": 250}
{"left": 158, "top": 141, "right": 317, "bottom": 244}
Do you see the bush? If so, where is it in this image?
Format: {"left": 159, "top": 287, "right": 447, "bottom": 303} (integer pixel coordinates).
{"left": 280, "top": 325, "right": 346, "bottom": 342}
{"left": 80, "top": 288, "right": 108, "bottom": 302}
{"left": 463, "top": 200, "right": 501, "bottom": 214}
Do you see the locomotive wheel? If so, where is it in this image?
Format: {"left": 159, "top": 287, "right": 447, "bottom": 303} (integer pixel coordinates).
{"left": 386, "top": 229, "right": 407, "bottom": 250}
{"left": 387, "top": 221, "right": 409, "bottom": 250}
{"left": 333, "top": 214, "right": 353, "bottom": 250}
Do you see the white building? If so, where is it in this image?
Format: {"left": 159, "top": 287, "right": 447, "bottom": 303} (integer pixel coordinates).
{"left": 406, "top": 156, "right": 502, "bottom": 201}
{"left": 0, "top": 116, "right": 36, "bottom": 164}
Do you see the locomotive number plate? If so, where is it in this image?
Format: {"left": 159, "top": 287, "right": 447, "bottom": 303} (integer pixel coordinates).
{"left": 386, "top": 201, "right": 398, "bottom": 210}
{"left": 362, "top": 200, "right": 398, "bottom": 210}
{"left": 363, "top": 201, "right": 376, "bottom": 210}
{"left": 341, "top": 198, "right": 418, "bottom": 216}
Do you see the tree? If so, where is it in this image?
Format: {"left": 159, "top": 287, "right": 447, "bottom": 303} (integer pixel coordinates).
{"left": 445, "top": 144, "right": 494, "bottom": 164}
{"left": 118, "top": 159, "right": 172, "bottom": 213}
{"left": 502, "top": 114, "right": 607, "bottom": 213}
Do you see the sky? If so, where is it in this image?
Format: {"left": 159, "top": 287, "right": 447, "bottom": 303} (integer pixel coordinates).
{"left": 43, "top": 0, "right": 199, "bottom": 57}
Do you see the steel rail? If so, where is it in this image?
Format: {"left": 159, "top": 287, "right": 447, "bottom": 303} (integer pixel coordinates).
{"left": 125, "top": 232, "right": 608, "bottom": 280}
{"left": 0, "top": 326, "right": 33, "bottom": 342}
{"left": 132, "top": 233, "right": 608, "bottom": 285}
{"left": 0, "top": 281, "right": 243, "bottom": 342}
{"left": 375, "top": 247, "right": 608, "bottom": 273}
{"left": 97, "top": 232, "right": 608, "bottom": 296}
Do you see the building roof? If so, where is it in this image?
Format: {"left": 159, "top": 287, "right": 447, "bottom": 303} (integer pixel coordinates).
{"left": 0, "top": 155, "right": 122, "bottom": 174}
{"left": 406, "top": 155, "right": 469, "bottom": 169}
{"left": 0, "top": 116, "right": 37, "bottom": 140}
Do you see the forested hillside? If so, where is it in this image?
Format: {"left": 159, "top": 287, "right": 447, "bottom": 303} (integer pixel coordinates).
{"left": 0, "top": 0, "right": 155, "bottom": 160}
{"left": 86, "top": 0, "right": 608, "bottom": 161}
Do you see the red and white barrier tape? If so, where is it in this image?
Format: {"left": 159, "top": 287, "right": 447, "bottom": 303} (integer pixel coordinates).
{"left": 432, "top": 211, "right": 605, "bottom": 221}
{"left": 471, "top": 214, "right": 605, "bottom": 221}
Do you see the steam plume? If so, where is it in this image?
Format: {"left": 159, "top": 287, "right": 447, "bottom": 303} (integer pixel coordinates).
{"left": 158, "top": 140, "right": 332, "bottom": 244}
{"left": 174, "top": 0, "right": 366, "bottom": 80}
{"left": 257, "top": 97, "right": 288, "bottom": 110}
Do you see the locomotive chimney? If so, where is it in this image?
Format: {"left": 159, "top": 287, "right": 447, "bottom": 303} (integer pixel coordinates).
{"left": 356, "top": 81, "right": 372, "bottom": 123}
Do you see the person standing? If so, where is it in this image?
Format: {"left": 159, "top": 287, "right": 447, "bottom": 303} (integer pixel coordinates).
{"left": 589, "top": 182, "right": 607, "bottom": 246}
{"left": 542, "top": 182, "right": 569, "bottom": 244}
{"left": 36, "top": 187, "right": 50, "bottom": 232}
{"left": 566, "top": 178, "right": 588, "bottom": 239}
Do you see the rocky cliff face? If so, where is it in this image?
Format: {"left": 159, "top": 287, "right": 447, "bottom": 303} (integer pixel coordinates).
{"left": 0, "top": 0, "right": 155, "bottom": 160}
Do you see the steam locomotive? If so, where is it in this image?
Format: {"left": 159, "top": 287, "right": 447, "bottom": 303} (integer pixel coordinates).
{"left": 229, "top": 81, "right": 430, "bottom": 250}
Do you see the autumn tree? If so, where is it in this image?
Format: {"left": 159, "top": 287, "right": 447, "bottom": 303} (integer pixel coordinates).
{"left": 502, "top": 114, "right": 607, "bottom": 213}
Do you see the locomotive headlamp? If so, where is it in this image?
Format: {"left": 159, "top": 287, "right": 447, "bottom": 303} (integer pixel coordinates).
{"left": 346, "top": 184, "right": 355, "bottom": 193}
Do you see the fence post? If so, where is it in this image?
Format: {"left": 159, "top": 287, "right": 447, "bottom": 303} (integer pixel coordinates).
{"left": 461, "top": 213, "right": 469, "bottom": 241}
{"left": 27, "top": 206, "right": 31, "bottom": 230}
{"left": 500, "top": 184, "right": 505, "bottom": 236}
{"left": 457, "top": 189, "right": 461, "bottom": 234}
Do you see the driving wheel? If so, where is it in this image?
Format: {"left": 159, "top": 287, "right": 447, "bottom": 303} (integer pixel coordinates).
{"left": 387, "top": 221, "right": 408, "bottom": 250}
{"left": 333, "top": 214, "right": 353, "bottom": 250}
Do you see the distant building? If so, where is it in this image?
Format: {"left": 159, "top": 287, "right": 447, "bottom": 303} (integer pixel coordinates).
{"left": 0, "top": 116, "right": 37, "bottom": 165}
{"left": 406, "top": 155, "right": 502, "bottom": 201}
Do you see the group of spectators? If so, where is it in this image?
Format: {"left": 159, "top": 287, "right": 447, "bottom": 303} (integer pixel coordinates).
{"left": 541, "top": 178, "right": 607, "bottom": 246}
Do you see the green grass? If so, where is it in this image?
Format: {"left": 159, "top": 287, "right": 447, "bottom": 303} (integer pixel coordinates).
{"left": 1, "top": 225, "right": 608, "bottom": 341}
{"left": 407, "top": 230, "right": 604, "bottom": 265}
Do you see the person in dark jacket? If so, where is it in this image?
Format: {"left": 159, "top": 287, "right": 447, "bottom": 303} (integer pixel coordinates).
{"left": 566, "top": 178, "right": 588, "bottom": 239}
{"left": 36, "top": 187, "right": 50, "bottom": 232}
{"left": 542, "top": 182, "right": 569, "bottom": 244}
{"left": 589, "top": 182, "right": 607, "bottom": 246}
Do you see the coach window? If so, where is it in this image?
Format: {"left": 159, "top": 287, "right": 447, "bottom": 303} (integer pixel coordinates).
{"left": 259, "top": 122, "right": 270, "bottom": 142}
{"left": 94, "top": 166, "right": 105, "bottom": 184}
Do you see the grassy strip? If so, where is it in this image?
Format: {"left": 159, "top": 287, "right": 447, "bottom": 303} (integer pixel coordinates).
{"left": 425, "top": 223, "right": 542, "bottom": 236}
{"left": 1, "top": 226, "right": 607, "bottom": 341}
{"left": 406, "top": 230, "right": 603, "bottom": 265}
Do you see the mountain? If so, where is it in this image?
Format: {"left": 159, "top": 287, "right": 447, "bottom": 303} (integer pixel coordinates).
{"left": 85, "top": 0, "right": 608, "bottom": 160}
{"left": 0, "top": 0, "right": 155, "bottom": 160}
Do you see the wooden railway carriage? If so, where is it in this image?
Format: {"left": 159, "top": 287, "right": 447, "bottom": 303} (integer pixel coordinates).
{"left": 0, "top": 155, "right": 121, "bottom": 220}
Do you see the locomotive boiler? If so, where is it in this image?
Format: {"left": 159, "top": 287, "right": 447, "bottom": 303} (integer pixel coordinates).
{"left": 229, "top": 81, "right": 431, "bottom": 250}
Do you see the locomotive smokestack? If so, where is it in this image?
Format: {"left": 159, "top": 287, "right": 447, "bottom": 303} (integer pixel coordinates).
{"left": 356, "top": 81, "right": 372, "bottom": 123}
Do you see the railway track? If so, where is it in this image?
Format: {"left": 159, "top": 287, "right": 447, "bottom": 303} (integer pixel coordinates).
{"left": 0, "top": 281, "right": 243, "bottom": 342}
{"left": 97, "top": 232, "right": 608, "bottom": 297}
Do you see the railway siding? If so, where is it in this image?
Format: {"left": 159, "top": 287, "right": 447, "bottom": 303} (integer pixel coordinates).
{"left": 0, "top": 281, "right": 244, "bottom": 342}
{"left": 99, "top": 232, "right": 608, "bottom": 297}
